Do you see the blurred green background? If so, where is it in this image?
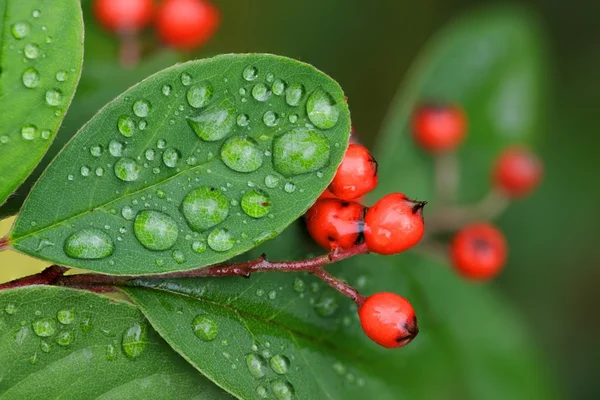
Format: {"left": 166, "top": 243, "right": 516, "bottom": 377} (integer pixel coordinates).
{"left": 1, "top": 0, "right": 598, "bottom": 398}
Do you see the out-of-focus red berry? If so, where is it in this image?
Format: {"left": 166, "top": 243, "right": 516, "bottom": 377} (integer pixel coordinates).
{"left": 412, "top": 104, "right": 467, "bottom": 153}
{"left": 450, "top": 223, "right": 507, "bottom": 281}
{"left": 94, "top": 0, "right": 154, "bottom": 32}
{"left": 493, "top": 146, "right": 543, "bottom": 198}
{"left": 156, "top": 0, "right": 220, "bottom": 50}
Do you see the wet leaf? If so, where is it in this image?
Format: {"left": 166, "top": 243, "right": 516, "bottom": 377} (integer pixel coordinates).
{"left": 9, "top": 54, "right": 351, "bottom": 275}
{"left": 0, "top": 286, "right": 231, "bottom": 399}
{"left": 0, "top": 0, "right": 84, "bottom": 206}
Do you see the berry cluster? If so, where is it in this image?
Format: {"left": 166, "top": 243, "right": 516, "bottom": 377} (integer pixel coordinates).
{"left": 94, "top": 0, "right": 220, "bottom": 58}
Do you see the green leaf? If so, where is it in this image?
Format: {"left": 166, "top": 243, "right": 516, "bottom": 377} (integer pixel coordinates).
{"left": 9, "top": 54, "right": 351, "bottom": 275}
{"left": 123, "top": 221, "right": 553, "bottom": 399}
{"left": 0, "top": 0, "right": 84, "bottom": 206}
{"left": 0, "top": 286, "right": 231, "bottom": 399}
{"left": 372, "top": 6, "right": 547, "bottom": 204}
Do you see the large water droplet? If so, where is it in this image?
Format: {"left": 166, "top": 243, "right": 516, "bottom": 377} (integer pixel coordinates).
{"left": 45, "top": 89, "right": 63, "bottom": 106}
{"left": 11, "top": 22, "right": 31, "bottom": 39}
{"left": 187, "top": 95, "right": 236, "bottom": 141}
{"left": 220, "top": 136, "right": 263, "bottom": 173}
{"left": 57, "top": 309, "right": 75, "bottom": 325}
{"left": 109, "top": 140, "right": 124, "bottom": 157}
{"left": 243, "top": 65, "right": 258, "bottom": 81}
{"left": 285, "top": 83, "right": 305, "bottom": 107}
{"left": 191, "top": 315, "right": 218, "bottom": 341}
{"left": 114, "top": 158, "right": 141, "bottom": 181}
{"left": 24, "top": 43, "right": 40, "bottom": 59}
{"left": 271, "top": 380, "right": 295, "bottom": 400}
{"left": 207, "top": 228, "right": 234, "bottom": 252}
{"left": 55, "top": 330, "right": 73, "bottom": 346}
{"left": 21, "top": 125, "right": 38, "bottom": 140}
{"left": 187, "top": 83, "right": 213, "bottom": 108}
{"left": 272, "top": 79, "right": 286, "bottom": 96}
{"left": 252, "top": 83, "right": 271, "bottom": 102}
{"left": 134, "top": 210, "right": 179, "bottom": 251}
{"left": 162, "top": 148, "right": 181, "bottom": 168}
{"left": 182, "top": 187, "right": 229, "bottom": 232}
{"left": 122, "top": 322, "right": 147, "bottom": 359}
{"left": 270, "top": 354, "right": 290, "bottom": 374}
{"left": 246, "top": 353, "right": 267, "bottom": 378}
{"left": 118, "top": 116, "right": 135, "bottom": 137}
{"left": 272, "top": 127, "right": 330, "bottom": 177}
{"left": 314, "top": 293, "right": 339, "bottom": 317}
{"left": 241, "top": 190, "right": 271, "bottom": 218}
{"left": 32, "top": 318, "right": 57, "bottom": 337}
{"left": 133, "top": 99, "right": 151, "bottom": 117}
{"left": 64, "top": 229, "right": 115, "bottom": 259}
{"left": 306, "top": 88, "right": 340, "bottom": 129}
{"left": 22, "top": 67, "right": 40, "bottom": 88}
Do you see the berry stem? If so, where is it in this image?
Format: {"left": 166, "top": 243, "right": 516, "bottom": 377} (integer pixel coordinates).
{"left": 435, "top": 153, "right": 459, "bottom": 205}
{"left": 312, "top": 268, "right": 365, "bottom": 306}
{"left": 0, "top": 236, "right": 8, "bottom": 252}
{"left": 118, "top": 30, "right": 140, "bottom": 68}
{"left": 0, "top": 265, "right": 68, "bottom": 290}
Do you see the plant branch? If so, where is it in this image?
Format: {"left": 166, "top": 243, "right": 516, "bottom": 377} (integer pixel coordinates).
{"left": 435, "top": 153, "right": 459, "bottom": 205}
{"left": 312, "top": 268, "right": 365, "bottom": 307}
{"left": 0, "top": 265, "right": 68, "bottom": 290}
{"left": 0, "top": 236, "right": 9, "bottom": 252}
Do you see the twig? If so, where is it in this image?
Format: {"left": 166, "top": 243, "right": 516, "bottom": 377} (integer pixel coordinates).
{"left": 0, "top": 265, "right": 68, "bottom": 290}
{"left": 0, "top": 236, "right": 9, "bottom": 252}
{"left": 435, "top": 153, "right": 459, "bottom": 205}
{"left": 312, "top": 268, "right": 365, "bottom": 306}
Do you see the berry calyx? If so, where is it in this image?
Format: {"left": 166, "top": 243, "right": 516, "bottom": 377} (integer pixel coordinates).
{"left": 93, "top": 0, "right": 154, "bottom": 32}
{"left": 328, "top": 144, "right": 378, "bottom": 201}
{"left": 358, "top": 292, "right": 418, "bottom": 349}
{"left": 412, "top": 104, "right": 467, "bottom": 153}
{"left": 450, "top": 223, "right": 507, "bottom": 281}
{"left": 156, "top": 0, "right": 220, "bottom": 50}
{"left": 305, "top": 199, "right": 366, "bottom": 250}
{"left": 364, "top": 193, "right": 426, "bottom": 255}
{"left": 493, "top": 146, "right": 543, "bottom": 198}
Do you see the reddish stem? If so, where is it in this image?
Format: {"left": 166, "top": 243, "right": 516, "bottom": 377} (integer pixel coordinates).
{"left": 312, "top": 268, "right": 365, "bottom": 306}
{"left": 0, "top": 236, "right": 9, "bottom": 252}
{"left": 0, "top": 265, "right": 68, "bottom": 290}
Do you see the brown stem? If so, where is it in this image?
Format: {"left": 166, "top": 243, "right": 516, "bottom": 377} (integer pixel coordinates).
{"left": 119, "top": 30, "right": 140, "bottom": 68}
{"left": 312, "top": 268, "right": 365, "bottom": 306}
{"left": 435, "top": 153, "right": 459, "bottom": 205}
{"left": 0, "top": 265, "right": 68, "bottom": 290}
{"left": 0, "top": 236, "right": 8, "bottom": 252}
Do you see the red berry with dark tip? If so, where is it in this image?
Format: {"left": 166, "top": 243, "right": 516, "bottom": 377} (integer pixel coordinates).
{"left": 156, "top": 0, "right": 220, "bottom": 50}
{"left": 305, "top": 199, "right": 365, "bottom": 250}
{"left": 94, "top": 0, "right": 154, "bottom": 32}
{"left": 450, "top": 223, "right": 507, "bottom": 281}
{"left": 412, "top": 104, "right": 467, "bottom": 153}
{"left": 329, "top": 144, "right": 378, "bottom": 201}
{"left": 359, "top": 292, "right": 418, "bottom": 349}
{"left": 364, "top": 193, "right": 426, "bottom": 255}
{"left": 493, "top": 146, "right": 543, "bottom": 198}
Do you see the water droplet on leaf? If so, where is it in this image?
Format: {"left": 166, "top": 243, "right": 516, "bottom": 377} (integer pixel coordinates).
{"left": 182, "top": 187, "right": 229, "bottom": 232}
{"left": 133, "top": 100, "right": 151, "bottom": 117}
{"left": 192, "top": 315, "right": 218, "bottom": 341}
{"left": 220, "top": 136, "right": 263, "bottom": 173}
{"left": 270, "top": 355, "right": 290, "bottom": 374}
{"left": 64, "top": 229, "right": 115, "bottom": 259}
{"left": 118, "top": 116, "right": 135, "bottom": 137}
{"left": 109, "top": 140, "right": 124, "bottom": 157}
{"left": 122, "top": 322, "right": 147, "bottom": 359}
{"left": 272, "top": 127, "right": 330, "bottom": 177}
{"left": 243, "top": 65, "right": 258, "bottom": 81}
{"left": 32, "top": 318, "right": 57, "bottom": 337}
{"left": 207, "top": 228, "right": 234, "bottom": 252}
{"left": 134, "top": 210, "right": 179, "bottom": 251}
{"left": 24, "top": 43, "right": 40, "bottom": 59}
{"left": 187, "top": 96, "right": 236, "bottom": 141}
{"left": 45, "top": 89, "right": 63, "bottom": 106}
{"left": 22, "top": 67, "right": 40, "bottom": 88}
{"left": 246, "top": 353, "right": 267, "bottom": 378}
{"left": 241, "top": 190, "right": 271, "bottom": 218}
{"left": 306, "top": 88, "right": 340, "bottom": 129}
{"left": 55, "top": 330, "right": 73, "bottom": 346}
{"left": 162, "top": 148, "right": 181, "bottom": 168}
{"left": 21, "top": 125, "right": 38, "bottom": 140}
{"left": 11, "top": 22, "right": 31, "bottom": 39}
{"left": 114, "top": 158, "right": 141, "bottom": 181}
{"left": 271, "top": 380, "right": 295, "bottom": 400}
{"left": 187, "top": 83, "right": 213, "bottom": 108}
{"left": 57, "top": 309, "right": 75, "bottom": 325}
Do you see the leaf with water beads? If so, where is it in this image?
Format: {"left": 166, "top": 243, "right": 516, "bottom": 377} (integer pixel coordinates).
{"left": 10, "top": 54, "right": 351, "bottom": 275}
{"left": 0, "top": 1, "right": 84, "bottom": 207}
{"left": 0, "top": 286, "right": 231, "bottom": 399}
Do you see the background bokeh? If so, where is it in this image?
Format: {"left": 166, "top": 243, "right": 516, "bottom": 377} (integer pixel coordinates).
{"left": 1, "top": 0, "right": 598, "bottom": 398}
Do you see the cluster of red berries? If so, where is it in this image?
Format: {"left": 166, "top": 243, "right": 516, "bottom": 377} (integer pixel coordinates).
{"left": 94, "top": 0, "right": 220, "bottom": 50}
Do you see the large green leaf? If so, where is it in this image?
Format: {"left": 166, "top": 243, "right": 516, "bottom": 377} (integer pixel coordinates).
{"left": 0, "top": 286, "right": 231, "bottom": 399}
{"left": 9, "top": 54, "right": 351, "bottom": 275}
{"left": 371, "top": 6, "right": 547, "bottom": 204}
{"left": 124, "top": 221, "right": 553, "bottom": 399}
{"left": 0, "top": 0, "right": 84, "bottom": 206}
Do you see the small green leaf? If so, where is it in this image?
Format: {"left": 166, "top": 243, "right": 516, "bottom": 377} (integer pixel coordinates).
{"left": 10, "top": 54, "right": 351, "bottom": 275}
{"left": 0, "top": 0, "right": 84, "bottom": 206}
{"left": 0, "top": 286, "right": 231, "bottom": 399}
{"left": 372, "top": 6, "right": 547, "bottom": 203}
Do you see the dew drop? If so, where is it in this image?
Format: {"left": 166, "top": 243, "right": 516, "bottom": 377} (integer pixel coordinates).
{"left": 21, "top": 124, "right": 38, "bottom": 140}
{"left": 162, "top": 148, "right": 181, "bottom": 168}
{"left": 5, "top": 303, "right": 17, "bottom": 315}
{"left": 181, "top": 72, "right": 193, "bottom": 86}
{"left": 134, "top": 210, "right": 179, "bottom": 251}
{"left": 90, "top": 145, "right": 103, "bottom": 157}
{"left": 45, "top": 89, "right": 63, "bottom": 106}
{"left": 271, "top": 380, "right": 295, "bottom": 400}
{"left": 237, "top": 113, "right": 249, "bottom": 127}
{"left": 29, "top": 352, "right": 38, "bottom": 365}
{"left": 246, "top": 353, "right": 267, "bottom": 378}
{"left": 333, "top": 361, "right": 346, "bottom": 375}
{"left": 187, "top": 95, "right": 236, "bottom": 141}
{"left": 284, "top": 182, "right": 296, "bottom": 193}
{"left": 22, "top": 67, "right": 40, "bottom": 88}
{"left": 172, "top": 250, "right": 186, "bottom": 264}
{"left": 40, "top": 340, "right": 52, "bottom": 353}
{"left": 252, "top": 83, "right": 271, "bottom": 102}
{"left": 0, "top": 135, "right": 9, "bottom": 144}
{"left": 207, "top": 228, "right": 234, "bottom": 252}
{"left": 192, "top": 315, "right": 218, "bottom": 341}
{"left": 220, "top": 136, "right": 263, "bottom": 173}
{"left": 109, "top": 140, "right": 124, "bottom": 157}
{"left": 55, "top": 330, "right": 73, "bottom": 346}
{"left": 263, "top": 111, "right": 279, "bottom": 127}
{"left": 256, "top": 386, "right": 268, "bottom": 398}
{"left": 293, "top": 278, "right": 305, "bottom": 293}
{"left": 56, "top": 70, "right": 68, "bottom": 82}
{"left": 11, "top": 22, "right": 30, "bottom": 39}
{"left": 270, "top": 354, "right": 290, "bottom": 374}
{"left": 266, "top": 72, "right": 275, "bottom": 82}
{"left": 272, "top": 79, "right": 286, "bottom": 96}
{"left": 32, "top": 318, "right": 57, "bottom": 337}
{"left": 306, "top": 88, "right": 340, "bottom": 129}
{"left": 241, "top": 190, "right": 271, "bottom": 218}
{"left": 192, "top": 241, "right": 207, "bottom": 253}
{"left": 187, "top": 83, "right": 214, "bottom": 108}
{"left": 24, "top": 43, "right": 40, "bottom": 59}
{"left": 114, "top": 158, "right": 141, "bottom": 181}
{"left": 243, "top": 65, "right": 258, "bottom": 81}
{"left": 157, "top": 138, "right": 167, "bottom": 149}
{"left": 80, "top": 165, "right": 90, "bottom": 177}
{"left": 122, "top": 322, "right": 147, "bottom": 359}
{"left": 64, "top": 230, "right": 111, "bottom": 261}
{"left": 57, "top": 309, "right": 75, "bottom": 325}
{"left": 285, "top": 83, "right": 305, "bottom": 106}
{"left": 118, "top": 116, "right": 135, "bottom": 137}
{"left": 132, "top": 99, "right": 151, "bottom": 117}
{"left": 33, "top": 10, "right": 41, "bottom": 18}
{"left": 314, "top": 292, "right": 339, "bottom": 317}
{"left": 156, "top": 189, "right": 166, "bottom": 199}
{"left": 106, "top": 344, "right": 117, "bottom": 360}
{"left": 264, "top": 175, "right": 280, "bottom": 189}
{"left": 121, "top": 205, "right": 135, "bottom": 220}
{"left": 268, "top": 290, "right": 277, "bottom": 300}
{"left": 80, "top": 317, "right": 93, "bottom": 333}
{"left": 272, "top": 127, "right": 330, "bottom": 177}
{"left": 144, "top": 148, "right": 155, "bottom": 161}
{"left": 182, "top": 187, "right": 229, "bottom": 232}
{"left": 162, "top": 84, "right": 172, "bottom": 96}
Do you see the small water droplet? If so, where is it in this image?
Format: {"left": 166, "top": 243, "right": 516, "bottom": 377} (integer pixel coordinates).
{"left": 109, "top": 140, "right": 124, "bottom": 157}
{"left": 45, "top": 89, "right": 63, "bottom": 106}
{"left": 64, "top": 229, "right": 115, "bottom": 259}
{"left": 264, "top": 175, "right": 280, "bottom": 189}
{"left": 220, "top": 136, "right": 263, "bottom": 173}
{"left": 256, "top": 289, "right": 265, "bottom": 297}
{"left": 114, "top": 158, "right": 141, "bottom": 181}
{"left": 122, "top": 322, "right": 148, "bottom": 359}
{"left": 246, "top": 353, "right": 267, "bottom": 378}
{"left": 162, "top": 148, "right": 181, "bottom": 168}
{"left": 157, "top": 138, "right": 167, "bottom": 149}
{"left": 5, "top": 303, "right": 17, "bottom": 315}
{"left": 90, "top": 145, "right": 103, "bottom": 157}
{"left": 11, "top": 22, "right": 31, "bottom": 39}
{"left": 162, "top": 84, "right": 172, "bottom": 96}
{"left": 144, "top": 148, "right": 155, "bottom": 161}
{"left": 285, "top": 83, "right": 305, "bottom": 106}
{"left": 32, "top": 318, "right": 57, "bottom": 337}
{"left": 271, "top": 379, "right": 295, "bottom": 400}
{"left": 293, "top": 278, "right": 305, "bottom": 293}
{"left": 252, "top": 83, "right": 271, "bottom": 102}
{"left": 284, "top": 183, "right": 296, "bottom": 193}
{"left": 32, "top": 10, "right": 41, "bottom": 18}
{"left": 256, "top": 386, "right": 268, "bottom": 398}
{"left": 192, "top": 315, "right": 218, "bottom": 341}
{"left": 268, "top": 290, "right": 277, "bottom": 300}
{"left": 182, "top": 187, "right": 229, "bottom": 232}
{"left": 187, "top": 95, "right": 236, "bottom": 142}
{"left": 263, "top": 111, "right": 279, "bottom": 127}
{"left": 0, "top": 135, "right": 9, "bottom": 144}
{"left": 24, "top": 43, "right": 40, "bottom": 59}
{"left": 80, "top": 165, "right": 90, "bottom": 177}
{"left": 121, "top": 205, "right": 135, "bottom": 220}
{"left": 306, "top": 88, "right": 340, "bottom": 129}
{"left": 333, "top": 361, "right": 346, "bottom": 375}
{"left": 118, "top": 116, "right": 135, "bottom": 137}
{"left": 191, "top": 241, "right": 207, "bottom": 254}
{"left": 57, "top": 309, "right": 75, "bottom": 325}
{"left": 207, "top": 228, "right": 234, "bottom": 252}
{"left": 314, "top": 293, "right": 339, "bottom": 317}
{"left": 270, "top": 354, "right": 290, "bottom": 374}
{"left": 80, "top": 317, "right": 93, "bottom": 333}
{"left": 266, "top": 72, "right": 275, "bottom": 82}
{"left": 22, "top": 67, "right": 40, "bottom": 88}
{"left": 181, "top": 72, "right": 193, "bottom": 86}
{"left": 242, "top": 65, "right": 258, "bottom": 81}
{"left": 55, "top": 330, "right": 73, "bottom": 346}
{"left": 67, "top": 174, "right": 74, "bottom": 181}
{"left": 187, "top": 83, "right": 214, "bottom": 108}
{"left": 40, "top": 340, "right": 52, "bottom": 353}
{"left": 106, "top": 344, "right": 117, "bottom": 360}
{"left": 156, "top": 189, "right": 166, "bottom": 199}
{"left": 241, "top": 190, "right": 271, "bottom": 218}
{"left": 134, "top": 210, "right": 179, "bottom": 251}
{"left": 172, "top": 250, "right": 186, "bottom": 264}
{"left": 29, "top": 352, "right": 38, "bottom": 365}
{"left": 56, "top": 70, "right": 68, "bottom": 82}
{"left": 273, "top": 127, "right": 330, "bottom": 177}
{"left": 21, "top": 124, "right": 38, "bottom": 140}
{"left": 237, "top": 113, "right": 249, "bottom": 127}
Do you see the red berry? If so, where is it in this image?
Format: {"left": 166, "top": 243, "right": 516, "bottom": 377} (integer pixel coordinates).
{"left": 493, "top": 146, "right": 543, "bottom": 198}
{"left": 305, "top": 199, "right": 365, "bottom": 250}
{"left": 412, "top": 104, "right": 467, "bottom": 153}
{"left": 359, "top": 292, "right": 418, "bottom": 349}
{"left": 364, "top": 193, "right": 426, "bottom": 255}
{"left": 329, "top": 144, "right": 378, "bottom": 201}
{"left": 317, "top": 188, "right": 338, "bottom": 200}
{"left": 156, "top": 0, "right": 220, "bottom": 50}
{"left": 93, "top": 0, "right": 154, "bottom": 32}
{"left": 450, "top": 223, "right": 507, "bottom": 281}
